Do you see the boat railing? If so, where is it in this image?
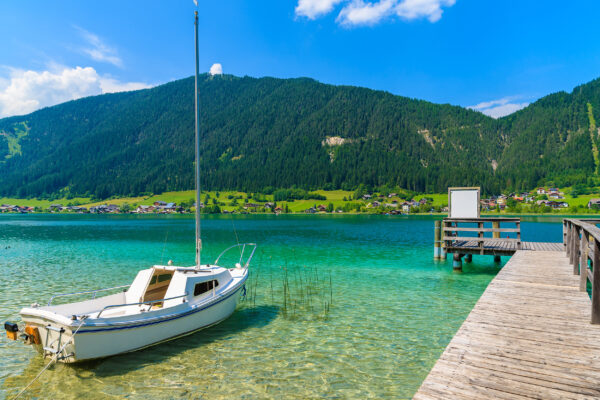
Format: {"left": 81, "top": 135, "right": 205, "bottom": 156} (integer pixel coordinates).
{"left": 214, "top": 243, "right": 257, "bottom": 268}
{"left": 96, "top": 292, "right": 189, "bottom": 318}
{"left": 47, "top": 285, "right": 131, "bottom": 306}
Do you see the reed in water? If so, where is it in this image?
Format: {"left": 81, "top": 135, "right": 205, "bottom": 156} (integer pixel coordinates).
{"left": 242, "top": 258, "right": 333, "bottom": 320}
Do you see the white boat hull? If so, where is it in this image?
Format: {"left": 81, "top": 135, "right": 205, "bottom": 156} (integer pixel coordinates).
{"left": 19, "top": 267, "right": 248, "bottom": 363}
{"left": 73, "top": 285, "right": 243, "bottom": 361}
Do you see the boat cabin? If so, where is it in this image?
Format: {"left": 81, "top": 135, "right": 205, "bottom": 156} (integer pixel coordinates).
{"left": 29, "top": 266, "right": 233, "bottom": 321}
{"left": 126, "top": 265, "right": 231, "bottom": 310}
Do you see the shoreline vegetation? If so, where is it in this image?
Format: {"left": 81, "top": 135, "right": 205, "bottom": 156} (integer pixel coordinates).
{"left": 3, "top": 185, "right": 600, "bottom": 216}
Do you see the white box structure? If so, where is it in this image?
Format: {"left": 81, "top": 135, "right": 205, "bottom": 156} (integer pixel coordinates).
{"left": 448, "top": 187, "right": 480, "bottom": 219}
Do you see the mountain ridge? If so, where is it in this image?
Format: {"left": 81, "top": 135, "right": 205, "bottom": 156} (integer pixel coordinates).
{"left": 0, "top": 74, "right": 597, "bottom": 198}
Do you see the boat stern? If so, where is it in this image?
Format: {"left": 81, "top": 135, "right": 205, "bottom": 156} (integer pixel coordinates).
{"left": 7, "top": 308, "right": 81, "bottom": 363}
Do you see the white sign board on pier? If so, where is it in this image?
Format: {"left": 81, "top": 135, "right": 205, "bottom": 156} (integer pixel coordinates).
{"left": 448, "top": 187, "right": 480, "bottom": 219}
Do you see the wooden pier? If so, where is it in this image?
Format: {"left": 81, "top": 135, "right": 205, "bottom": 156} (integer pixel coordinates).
{"left": 437, "top": 217, "right": 563, "bottom": 269}
{"left": 446, "top": 238, "right": 563, "bottom": 255}
{"left": 416, "top": 218, "right": 600, "bottom": 399}
{"left": 441, "top": 217, "right": 564, "bottom": 255}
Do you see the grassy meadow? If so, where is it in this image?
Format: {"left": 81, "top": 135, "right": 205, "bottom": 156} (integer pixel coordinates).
{"left": 3, "top": 187, "right": 600, "bottom": 215}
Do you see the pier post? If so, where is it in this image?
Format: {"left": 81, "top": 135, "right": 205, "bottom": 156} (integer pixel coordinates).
{"left": 563, "top": 220, "right": 568, "bottom": 252}
{"left": 580, "top": 232, "right": 589, "bottom": 291}
{"left": 465, "top": 254, "right": 472, "bottom": 263}
{"left": 572, "top": 224, "right": 578, "bottom": 265}
{"left": 566, "top": 221, "right": 572, "bottom": 258}
{"left": 441, "top": 220, "right": 447, "bottom": 259}
{"left": 592, "top": 238, "right": 600, "bottom": 324}
{"left": 574, "top": 227, "right": 581, "bottom": 275}
{"left": 453, "top": 253, "right": 463, "bottom": 271}
{"left": 434, "top": 220, "right": 443, "bottom": 259}
{"left": 492, "top": 221, "right": 500, "bottom": 239}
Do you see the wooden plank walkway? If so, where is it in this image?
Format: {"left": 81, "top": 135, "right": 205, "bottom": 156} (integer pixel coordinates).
{"left": 414, "top": 250, "right": 600, "bottom": 400}
{"left": 447, "top": 240, "right": 563, "bottom": 256}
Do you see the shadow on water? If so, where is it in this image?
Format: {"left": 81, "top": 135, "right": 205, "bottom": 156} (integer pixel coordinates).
{"left": 86, "top": 305, "right": 278, "bottom": 377}
{"left": 13, "top": 305, "right": 279, "bottom": 382}
{"left": 459, "top": 259, "right": 504, "bottom": 276}
{"left": 432, "top": 256, "right": 504, "bottom": 277}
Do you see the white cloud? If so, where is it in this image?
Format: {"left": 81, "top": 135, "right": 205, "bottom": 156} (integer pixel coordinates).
{"left": 0, "top": 66, "right": 151, "bottom": 118}
{"left": 395, "top": 0, "right": 455, "bottom": 23}
{"left": 296, "top": 0, "right": 455, "bottom": 25}
{"left": 296, "top": 0, "right": 345, "bottom": 19}
{"left": 99, "top": 77, "right": 151, "bottom": 93}
{"left": 469, "top": 96, "right": 530, "bottom": 119}
{"left": 337, "top": 0, "right": 395, "bottom": 26}
{"left": 76, "top": 27, "right": 123, "bottom": 68}
{"left": 209, "top": 63, "right": 223, "bottom": 76}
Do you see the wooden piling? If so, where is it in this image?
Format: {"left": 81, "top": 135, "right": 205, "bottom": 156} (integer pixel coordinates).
{"left": 492, "top": 220, "right": 500, "bottom": 239}
{"left": 453, "top": 253, "right": 463, "bottom": 271}
{"left": 574, "top": 226, "right": 581, "bottom": 275}
{"left": 580, "top": 232, "right": 589, "bottom": 291}
{"left": 434, "top": 220, "right": 443, "bottom": 259}
{"left": 593, "top": 238, "right": 600, "bottom": 324}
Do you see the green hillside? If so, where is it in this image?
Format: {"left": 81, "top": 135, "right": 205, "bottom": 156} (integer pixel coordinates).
{"left": 496, "top": 78, "right": 600, "bottom": 190}
{"left": 0, "top": 74, "right": 599, "bottom": 198}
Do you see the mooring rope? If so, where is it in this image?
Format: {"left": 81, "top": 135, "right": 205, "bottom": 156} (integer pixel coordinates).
{"left": 12, "top": 316, "right": 88, "bottom": 400}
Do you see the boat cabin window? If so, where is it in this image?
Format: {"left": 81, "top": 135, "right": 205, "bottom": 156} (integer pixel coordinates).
{"left": 194, "top": 280, "right": 219, "bottom": 296}
{"left": 142, "top": 269, "right": 175, "bottom": 302}
{"left": 149, "top": 274, "right": 172, "bottom": 285}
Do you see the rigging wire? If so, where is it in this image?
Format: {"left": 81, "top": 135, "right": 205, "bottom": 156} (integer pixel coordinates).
{"left": 230, "top": 213, "right": 243, "bottom": 260}
{"left": 160, "top": 230, "right": 170, "bottom": 265}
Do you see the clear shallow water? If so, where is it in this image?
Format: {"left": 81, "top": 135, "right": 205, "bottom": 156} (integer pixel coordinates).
{"left": 0, "top": 214, "right": 563, "bottom": 399}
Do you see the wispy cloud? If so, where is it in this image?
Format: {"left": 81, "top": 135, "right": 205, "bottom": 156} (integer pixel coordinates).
{"left": 395, "top": 0, "right": 455, "bottom": 23}
{"left": 296, "top": 0, "right": 346, "bottom": 19}
{"left": 296, "top": 0, "right": 455, "bottom": 26}
{"left": 0, "top": 65, "right": 151, "bottom": 118}
{"left": 337, "top": 0, "right": 395, "bottom": 26}
{"left": 75, "top": 27, "right": 123, "bottom": 67}
{"left": 469, "top": 96, "right": 531, "bottom": 119}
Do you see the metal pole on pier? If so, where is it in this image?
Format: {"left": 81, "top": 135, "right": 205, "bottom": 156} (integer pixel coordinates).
{"left": 194, "top": 10, "right": 202, "bottom": 267}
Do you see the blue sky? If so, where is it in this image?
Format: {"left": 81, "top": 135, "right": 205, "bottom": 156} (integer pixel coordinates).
{"left": 1, "top": 0, "right": 600, "bottom": 118}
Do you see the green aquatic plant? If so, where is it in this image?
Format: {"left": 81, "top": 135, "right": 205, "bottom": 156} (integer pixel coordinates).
{"left": 242, "top": 261, "right": 334, "bottom": 321}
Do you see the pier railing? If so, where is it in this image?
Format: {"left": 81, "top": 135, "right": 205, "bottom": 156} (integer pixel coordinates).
{"left": 443, "top": 217, "right": 521, "bottom": 254}
{"left": 564, "top": 218, "right": 600, "bottom": 323}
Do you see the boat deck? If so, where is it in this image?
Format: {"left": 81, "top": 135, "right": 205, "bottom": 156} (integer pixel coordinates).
{"left": 414, "top": 250, "right": 600, "bottom": 399}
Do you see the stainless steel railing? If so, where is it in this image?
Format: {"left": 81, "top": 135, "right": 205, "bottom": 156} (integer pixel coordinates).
{"left": 96, "top": 292, "right": 189, "bottom": 318}
{"left": 213, "top": 243, "right": 257, "bottom": 268}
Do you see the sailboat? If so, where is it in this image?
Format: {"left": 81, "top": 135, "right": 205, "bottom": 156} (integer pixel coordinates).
{"left": 4, "top": 10, "right": 256, "bottom": 363}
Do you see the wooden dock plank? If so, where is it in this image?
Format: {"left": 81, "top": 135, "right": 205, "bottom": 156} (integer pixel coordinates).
{"left": 413, "top": 251, "right": 600, "bottom": 399}
{"left": 446, "top": 241, "right": 565, "bottom": 256}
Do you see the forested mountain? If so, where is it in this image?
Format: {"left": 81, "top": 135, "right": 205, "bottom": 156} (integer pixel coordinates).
{"left": 0, "top": 74, "right": 598, "bottom": 198}
{"left": 496, "top": 78, "right": 600, "bottom": 190}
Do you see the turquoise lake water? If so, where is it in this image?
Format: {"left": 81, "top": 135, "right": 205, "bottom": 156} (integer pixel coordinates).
{"left": 0, "top": 214, "right": 564, "bottom": 399}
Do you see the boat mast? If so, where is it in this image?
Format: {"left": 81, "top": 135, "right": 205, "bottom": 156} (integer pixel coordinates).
{"left": 194, "top": 10, "right": 202, "bottom": 267}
